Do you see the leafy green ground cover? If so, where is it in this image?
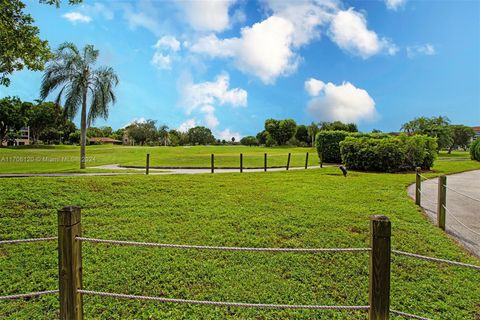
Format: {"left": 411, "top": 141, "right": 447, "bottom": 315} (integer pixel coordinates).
{"left": 0, "top": 145, "right": 318, "bottom": 173}
{"left": 0, "top": 159, "right": 479, "bottom": 319}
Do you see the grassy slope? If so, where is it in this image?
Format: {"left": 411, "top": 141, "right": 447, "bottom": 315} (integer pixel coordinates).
{"left": 0, "top": 161, "right": 479, "bottom": 319}
{"left": 0, "top": 145, "right": 319, "bottom": 173}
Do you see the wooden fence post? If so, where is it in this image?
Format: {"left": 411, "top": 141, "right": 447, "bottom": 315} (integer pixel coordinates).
{"left": 240, "top": 153, "right": 243, "bottom": 173}
{"left": 264, "top": 153, "right": 267, "bottom": 172}
{"left": 211, "top": 154, "right": 214, "bottom": 173}
{"left": 305, "top": 152, "right": 309, "bottom": 169}
{"left": 145, "top": 153, "right": 150, "bottom": 175}
{"left": 369, "top": 215, "right": 391, "bottom": 320}
{"left": 286, "top": 153, "right": 291, "bottom": 170}
{"left": 437, "top": 175, "right": 447, "bottom": 230}
{"left": 58, "top": 206, "right": 83, "bottom": 320}
{"left": 415, "top": 167, "right": 421, "bottom": 206}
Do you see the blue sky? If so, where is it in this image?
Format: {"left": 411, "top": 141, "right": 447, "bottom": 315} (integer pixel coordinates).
{"left": 1, "top": 0, "right": 479, "bottom": 139}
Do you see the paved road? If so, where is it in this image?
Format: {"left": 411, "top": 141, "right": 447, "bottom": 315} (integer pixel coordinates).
{"left": 0, "top": 164, "right": 329, "bottom": 178}
{"left": 408, "top": 170, "right": 480, "bottom": 257}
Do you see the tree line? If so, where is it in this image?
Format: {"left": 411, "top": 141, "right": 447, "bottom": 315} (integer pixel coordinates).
{"left": 240, "top": 120, "right": 358, "bottom": 147}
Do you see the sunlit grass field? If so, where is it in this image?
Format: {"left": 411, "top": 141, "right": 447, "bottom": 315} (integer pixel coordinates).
{"left": 0, "top": 144, "right": 471, "bottom": 174}
{"left": 0, "top": 145, "right": 319, "bottom": 173}
{"left": 0, "top": 159, "right": 479, "bottom": 319}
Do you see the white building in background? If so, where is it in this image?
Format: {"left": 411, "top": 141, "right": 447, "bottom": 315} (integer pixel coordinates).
{"left": 1, "top": 127, "right": 30, "bottom": 146}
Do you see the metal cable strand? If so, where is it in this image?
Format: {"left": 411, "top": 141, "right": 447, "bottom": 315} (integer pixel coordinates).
{"left": 390, "top": 309, "right": 431, "bottom": 320}
{"left": 442, "top": 205, "right": 480, "bottom": 237}
{"left": 392, "top": 250, "right": 480, "bottom": 270}
{"left": 0, "top": 290, "right": 59, "bottom": 300}
{"left": 78, "top": 290, "right": 369, "bottom": 310}
{"left": 77, "top": 237, "right": 370, "bottom": 253}
{"left": 443, "top": 185, "right": 480, "bottom": 203}
{"left": 0, "top": 237, "right": 57, "bottom": 245}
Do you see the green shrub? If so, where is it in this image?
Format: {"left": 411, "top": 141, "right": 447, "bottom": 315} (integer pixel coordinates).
{"left": 471, "top": 139, "right": 480, "bottom": 161}
{"left": 340, "top": 135, "right": 438, "bottom": 172}
{"left": 316, "top": 131, "right": 390, "bottom": 163}
{"left": 398, "top": 134, "right": 438, "bottom": 169}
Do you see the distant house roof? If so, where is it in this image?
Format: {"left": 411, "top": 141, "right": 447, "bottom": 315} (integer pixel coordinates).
{"left": 472, "top": 126, "right": 480, "bottom": 134}
{"left": 88, "top": 137, "right": 122, "bottom": 143}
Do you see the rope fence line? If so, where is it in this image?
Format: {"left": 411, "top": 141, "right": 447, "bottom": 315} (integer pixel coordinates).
{"left": 76, "top": 237, "right": 371, "bottom": 253}
{"left": 416, "top": 188, "right": 437, "bottom": 206}
{"left": 78, "top": 237, "right": 480, "bottom": 270}
{"left": 0, "top": 237, "right": 57, "bottom": 245}
{"left": 0, "top": 290, "right": 59, "bottom": 300}
{"left": 442, "top": 205, "right": 480, "bottom": 237}
{"left": 390, "top": 309, "right": 431, "bottom": 320}
{"left": 418, "top": 174, "right": 437, "bottom": 183}
{"left": 78, "top": 289, "right": 369, "bottom": 311}
{"left": 391, "top": 250, "right": 480, "bottom": 270}
{"left": 443, "top": 185, "right": 480, "bottom": 203}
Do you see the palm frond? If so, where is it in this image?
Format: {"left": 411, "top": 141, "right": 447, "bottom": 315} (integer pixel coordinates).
{"left": 88, "top": 66, "right": 119, "bottom": 125}
{"left": 83, "top": 45, "right": 99, "bottom": 66}
{"left": 63, "top": 79, "right": 83, "bottom": 120}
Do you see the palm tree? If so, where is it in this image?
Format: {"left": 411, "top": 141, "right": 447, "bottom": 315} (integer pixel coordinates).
{"left": 158, "top": 124, "right": 169, "bottom": 146}
{"left": 40, "top": 42, "right": 118, "bottom": 169}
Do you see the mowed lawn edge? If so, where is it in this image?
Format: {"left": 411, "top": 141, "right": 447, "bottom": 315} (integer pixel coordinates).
{"left": 0, "top": 160, "right": 479, "bottom": 319}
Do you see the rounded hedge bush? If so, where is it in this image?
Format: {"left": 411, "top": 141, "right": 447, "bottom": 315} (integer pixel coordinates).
{"left": 471, "top": 139, "right": 480, "bottom": 161}
{"left": 315, "top": 131, "right": 390, "bottom": 164}
{"left": 340, "top": 135, "right": 437, "bottom": 172}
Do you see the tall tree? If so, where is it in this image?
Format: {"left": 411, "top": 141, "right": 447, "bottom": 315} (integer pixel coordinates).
{"left": 27, "top": 101, "right": 64, "bottom": 143}
{"left": 187, "top": 126, "right": 215, "bottom": 145}
{"left": 158, "top": 124, "right": 169, "bottom": 146}
{"left": 448, "top": 125, "right": 475, "bottom": 153}
{"left": 0, "top": 96, "right": 28, "bottom": 144}
{"left": 295, "top": 125, "right": 309, "bottom": 145}
{"left": 401, "top": 116, "right": 453, "bottom": 150}
{"left": 125, "top": 120, "right": 157, "bottom": 146}
{"left": 319, "top": 121, "right": 358, "bottom": 132}
{"left": 265, "top": 119, "right": 297, "bottom": 145}
{"left": 307, "top": 122, "right": 319, "bottom": 146}
{"left": 40, "top": 42, "right": 118, "bottom": 168}
{"left": 0, "top": 0, "right": 51, "bottom": 86}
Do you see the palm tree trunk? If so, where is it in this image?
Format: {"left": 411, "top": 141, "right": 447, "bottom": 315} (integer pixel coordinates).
{"left": 80, "top": 91, "right": 87, "bottom": 169}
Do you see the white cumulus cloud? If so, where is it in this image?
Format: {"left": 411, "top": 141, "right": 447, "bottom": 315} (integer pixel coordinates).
{"left": 385, "top": 0, "right": 407, "bottom": 11}
{"left": 154, "top": 36, "right": 181, "bottom": 52}
{"left": 263, "top": 0, "right": 337, "bottom": 47}
{"left": 217, "top": 128, "right": 241, "bottom": 142}
{"left": 189, "top": 1, "right": 396, "bottom": 83}
{"left": 178, "top": 119, "right": 197, "bottom": 132}
{"left": 305, "top": 78, "right": 326, "bottom": 96}
{"left": 176, "top": 0, "right": 237, "bottom": 32}
{"left": 151, "top": 53, "right": 173, "bottom": 70}
{"left": 328, "top": 8, "right": 397, "bottom": 58}
{"left": 180, "top": 73, "right": 247, "bottom": 114}
{"left": 191, "top": 16, "right": 299, "bottom": 84}
{"left": 406, "top": 44, "right": 436, "bottom": 58}
{"left": 178, "top": 73, "right": 247, "bottom": 131}
{"left": 62, "top": 12, "right": 92, "bottom": 23}
{"left": 305, "top": 78, "right": 377, "bottom": 123}
{"left": 151, "top": 36, "right": 181, "bottom": 70}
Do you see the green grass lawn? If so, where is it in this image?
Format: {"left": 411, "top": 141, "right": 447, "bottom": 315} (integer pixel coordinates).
{"left": 438, "top": 150, "right": 471, "bottom": 159}
{"left": 0, "top": 160, "right": 479, "bottom": 319}
{"left": 0, "top": 145, "right": 318, "bottom": 173}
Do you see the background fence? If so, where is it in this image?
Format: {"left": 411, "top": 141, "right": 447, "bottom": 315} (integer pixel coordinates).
{"left": 1, "top": 206, "right": 479, "bottom": 319}
{"left": 145, "top": 152, "right": 316, "bottom": 174}
{"left": 415, "top": 168, "right": 480, "bottom": 240}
